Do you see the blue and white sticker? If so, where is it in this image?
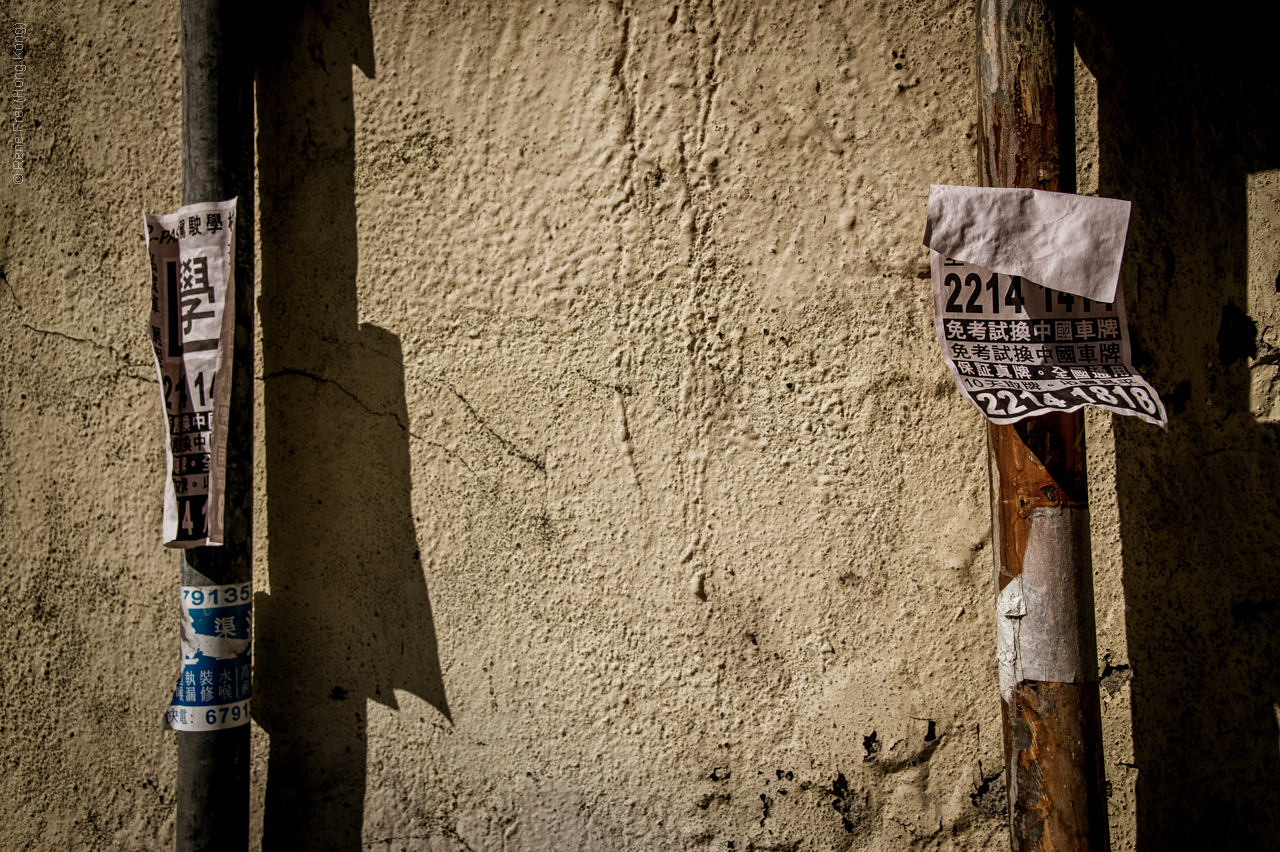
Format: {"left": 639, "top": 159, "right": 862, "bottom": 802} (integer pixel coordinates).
{"left": 165, "top": 584, "right": 251, "bottom": 731}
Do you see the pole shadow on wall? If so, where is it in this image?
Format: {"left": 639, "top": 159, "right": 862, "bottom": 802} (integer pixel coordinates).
{"left": 1077, "top": 7, "right": 1280, "bottom": 849}
{"left": 252, "top": 3, "right": 451, "bottom": 850}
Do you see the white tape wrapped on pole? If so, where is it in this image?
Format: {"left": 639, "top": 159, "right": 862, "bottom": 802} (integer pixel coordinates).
{"left": 995, "top": 507, "right": 1095, "bottom": 705}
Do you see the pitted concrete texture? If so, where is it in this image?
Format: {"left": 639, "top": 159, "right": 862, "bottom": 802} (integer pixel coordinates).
{"left": 3, "top": 2, "right": 1279, "bottom": 851}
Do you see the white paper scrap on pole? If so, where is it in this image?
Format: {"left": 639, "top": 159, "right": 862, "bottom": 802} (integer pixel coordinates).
{"left": 143, "top": 198, "right": 237, "bottom": 547}
{"left": 923, "top": 184, "right": 1131, "bottom": 304}
{"left": 929, "top": 251, "right": 1167, "bottom": 427}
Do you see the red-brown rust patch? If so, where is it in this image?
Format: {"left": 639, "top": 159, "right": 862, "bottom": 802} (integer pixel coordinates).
{"left": 989, "top": 412, "right": 1086, "bottom": 590}
{"left": 1010, "top": 681, "right": 1108, "bottom": 852}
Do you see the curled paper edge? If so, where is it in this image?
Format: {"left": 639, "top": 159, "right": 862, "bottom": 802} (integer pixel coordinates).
{"left": 923, "top": 184, "right": 1131, "bottom": 304}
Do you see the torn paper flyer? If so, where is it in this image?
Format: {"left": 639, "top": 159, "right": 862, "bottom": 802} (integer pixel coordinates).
{"left": 929, "top": 251, "right": 1166, "bottom": 426}
{"left": 144, "top": 198, "right": 238, "bottom": 547}
{"left": 924, "top": 185, "right": 1166, "bottom": 427}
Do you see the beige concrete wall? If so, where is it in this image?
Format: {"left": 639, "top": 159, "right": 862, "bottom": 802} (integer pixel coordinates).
{"left": 2, "top": 2, "right": 1278, "bottom": 850}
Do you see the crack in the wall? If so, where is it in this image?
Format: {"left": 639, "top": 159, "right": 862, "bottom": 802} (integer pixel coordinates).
{"left": 21, "top": 323, "right": 147, "bottom": 369}
{"left": 361, "top": 826, "right": 477, "bottom": 852}
{"left": 263, "top": 370, "right": 537, "bottom": 480}
{"left": 417, "top": 435, "right": 480, "bottom": 479}
{"left": 0, "top": 268, "right": 22, "bottom": 310}
{"left": 442, "top": 380, "right": 546, "bottom": 472}
{"left": 262, "top": 368, "right": 411, "bottom": 434}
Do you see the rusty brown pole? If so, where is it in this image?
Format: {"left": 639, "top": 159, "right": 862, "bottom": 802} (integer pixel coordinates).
{"left": 977, "top": 2, "right": 1110, "bottom": 850}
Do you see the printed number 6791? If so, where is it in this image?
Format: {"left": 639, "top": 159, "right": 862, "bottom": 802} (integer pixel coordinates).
{"left": 205, "top": 701, "right": 249, "bottom": 726}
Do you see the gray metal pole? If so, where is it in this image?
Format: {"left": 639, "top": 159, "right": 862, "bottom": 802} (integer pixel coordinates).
{"left": 178, "top": 2, "right": 255, "bottom": 850}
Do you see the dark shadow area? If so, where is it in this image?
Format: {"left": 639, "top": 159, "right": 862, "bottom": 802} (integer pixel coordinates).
{"left": 1077, "top": 7, "right": 1280, "bottom": 848}
{"left": 253, "top": 3, "right": 450, "bottom": 850}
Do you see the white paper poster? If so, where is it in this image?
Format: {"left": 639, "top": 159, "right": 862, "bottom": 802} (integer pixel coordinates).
{"left": 924, "top": 186, "right": 1167, "bottom": 427}
{"left": 144, "top": 198, "right": 238, "bottom": 546}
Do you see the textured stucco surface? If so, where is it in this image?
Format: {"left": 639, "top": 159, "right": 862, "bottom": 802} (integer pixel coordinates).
{"left": 1, "top": 2, "right": 1278, "bottom": 851}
